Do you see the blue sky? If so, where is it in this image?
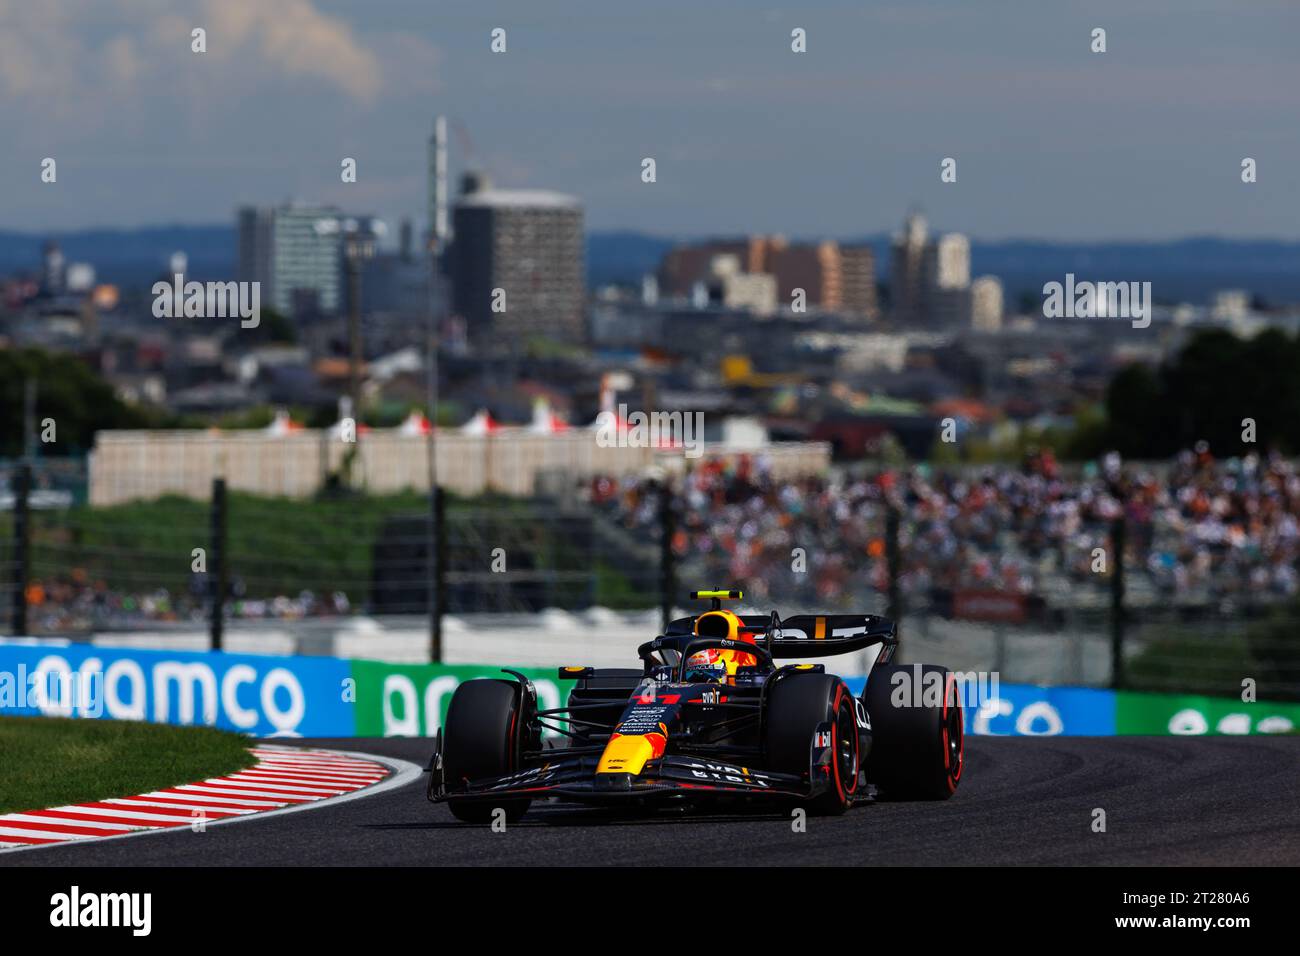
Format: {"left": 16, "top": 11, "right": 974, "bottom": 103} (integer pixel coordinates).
{"left": 2, "top": 0, "right": 1297, "bottom": 240}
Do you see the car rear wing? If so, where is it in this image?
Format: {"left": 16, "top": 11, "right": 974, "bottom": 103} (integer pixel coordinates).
{"left": 667, "top": 613, "right": 897, "bottom": 659}
{"left": 763, "top": 614, "right": 897, "bottom": 658}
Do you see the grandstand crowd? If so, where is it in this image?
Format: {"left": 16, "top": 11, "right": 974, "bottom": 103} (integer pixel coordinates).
{"left": 586, "top": 446, "right": 1300, "bottom": 610}
{"left": 12, "top": 447, "right": 1300, "bottom": 632}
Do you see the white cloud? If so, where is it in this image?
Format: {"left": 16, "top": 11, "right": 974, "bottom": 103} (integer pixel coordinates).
{"left": 0, "top": 0, "right": 385, "bottom": 107}
{"left": 0, "top": 1, "right": 79, "bottom": 98}
{"left": 201, "top": 0, "right": 382, "bottom": 103}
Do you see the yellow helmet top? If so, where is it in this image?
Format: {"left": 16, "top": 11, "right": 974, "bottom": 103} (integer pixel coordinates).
{"left": 694, "top": 608, "right": 742, "bottom": 640}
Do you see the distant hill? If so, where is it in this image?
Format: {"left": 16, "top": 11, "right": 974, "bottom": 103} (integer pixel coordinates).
{"left": 3, "top": 226, "right": 1297, "bottom": 305}
{"left": 0, "top": 225, "right": 235, "bottom": 287}
{"left": 962, "top": 236, "right": 1300, "bottom": 307}
{"left": 584, "top": 230, "right": 679, "bottom": 287}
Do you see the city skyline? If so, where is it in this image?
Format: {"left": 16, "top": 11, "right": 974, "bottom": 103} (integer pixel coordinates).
{"left": 0, "top": 1, "right": 1296, "bottom": 240}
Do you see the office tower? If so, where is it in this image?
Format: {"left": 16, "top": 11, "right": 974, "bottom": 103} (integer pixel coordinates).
{"left": 271, "top": 205, "right": 346, "bottom": 315}
{"left": 237, "top": 207, "right": 273, "bottom": 293}
{"left": 238, "top": 203, "right": 346, "bottom": 316}
{"left": 889, "top": 212, "right": 928, "bottom": 324}
{"left": 450, "top": 175, "right": 585, "bottom": 344}
{"left": 970, "top": 275, "right": 1003, "bottom": 332}
{"left": 922, "top": 232, "right": 971, "bottom": 328}
{"left": 839, "top": 244, "right": 879, "bottom": 321}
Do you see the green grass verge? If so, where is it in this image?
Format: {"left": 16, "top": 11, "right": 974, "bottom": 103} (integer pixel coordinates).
{"left": 20, "top": 491, "right": 438, "bottom": 601}
{"left": 7, "top": 489, "right": 648, "bottom": 612}
{"left": 0, "top": 716, "right": 255, "bottom": 815}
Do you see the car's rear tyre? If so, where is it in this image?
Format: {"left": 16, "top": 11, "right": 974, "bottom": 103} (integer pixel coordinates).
{"left": 442, "top": 678, "right": 533, "bottom": 824}
{"left": 765, "top": 674, "right": 859, "bottom": 815}
{"left": 863, "top": 663, "right": 963, "bottom": 800}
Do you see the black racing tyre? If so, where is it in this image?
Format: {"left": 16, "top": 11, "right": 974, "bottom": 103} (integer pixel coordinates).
{"left": 863, "top": 663, "right": 963, "bottom": 800}
{"left": 765, "top": 673, "right": 860, "bottom": 815}
{"left": 442, "top": 679, "right": 533, "bottom": 824}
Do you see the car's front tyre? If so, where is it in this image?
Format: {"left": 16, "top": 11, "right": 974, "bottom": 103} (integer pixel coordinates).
{"left": 764, "top": 673, "right": 860, "bottom": 815}
{"left": 441, "top": 678, "right": 533, "bottom": 824}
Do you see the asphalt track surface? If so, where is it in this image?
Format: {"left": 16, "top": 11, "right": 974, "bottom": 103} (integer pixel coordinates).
{"left": 3, "top": 736, "right": 1297, "bottom": 866}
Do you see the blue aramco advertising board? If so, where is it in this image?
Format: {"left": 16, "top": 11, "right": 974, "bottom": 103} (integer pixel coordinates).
{"left": 0, "top": 642, "right": 354, "bottom": 738}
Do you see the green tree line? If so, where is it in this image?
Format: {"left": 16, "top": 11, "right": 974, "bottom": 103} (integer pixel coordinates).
{"left": 0, "top": 348, "right": 161, "bottom": 456}
{"left": 1099, "top": 327, "right": 1300, "bottom": 458}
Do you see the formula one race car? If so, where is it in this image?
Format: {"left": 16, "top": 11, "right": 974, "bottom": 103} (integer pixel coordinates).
{"left": 427, "top": 590, "right": 963, "bottom": 822}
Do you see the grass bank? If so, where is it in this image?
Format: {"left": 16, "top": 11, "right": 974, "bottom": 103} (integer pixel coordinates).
{"left": 0, "top": 716, "right": 253, "bottom": 815}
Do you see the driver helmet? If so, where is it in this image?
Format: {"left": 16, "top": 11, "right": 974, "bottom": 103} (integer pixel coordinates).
{"left": 684, "top": 609, "right": 756, "bottom": 681}
{"left": 682, "top": 650, "right": 729, "bottom": 684}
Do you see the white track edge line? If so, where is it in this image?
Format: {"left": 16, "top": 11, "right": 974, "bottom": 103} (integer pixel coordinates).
{"left": 0, "top": 748, "right": 423, "bottom": 857}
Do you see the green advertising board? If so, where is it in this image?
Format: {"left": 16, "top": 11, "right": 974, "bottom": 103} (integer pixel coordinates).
{"left": 1115, "top": 691, "right": 1300, "bottom": 735}
{"left": 349, "top": 659, "right": 566, "bottom": 737}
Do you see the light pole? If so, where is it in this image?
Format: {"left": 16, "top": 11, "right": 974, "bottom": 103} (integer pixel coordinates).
{"left": 426, "top": 114, "right": 450, "bottom": 663}
{"left": 342, "top": 222, "right": 376, "bottom": 423}
{"left": 426, "top": 237, "right": 444, "bottom": 663}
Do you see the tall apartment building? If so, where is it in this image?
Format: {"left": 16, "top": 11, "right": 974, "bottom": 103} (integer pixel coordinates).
{"left": 450, "top": 176, "right": 585, "bottom": 344}
{"left": 237, "top": 203, "right": 345, "bottom": 315}
{"left": 889, "top": 213, "right": 928, "bottom": 324}
{"left": 839, "top": 244, "right": 879, "bottom": 321}
{"left": 970, "top": 275, "right": 1004, "bottom": 332}
{"left": 890, "top": 214, "right": 973, "bottom": 329}
{"left": 922, "top": 232, "right": 971, "bottom": 328}
{"left": 924, "top": 233, "right": 970, "bottom": 291}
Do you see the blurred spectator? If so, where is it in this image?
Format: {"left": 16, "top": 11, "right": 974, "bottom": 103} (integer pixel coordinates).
{"left": 586, "top": 449, "right": 1300, "bottom": 610}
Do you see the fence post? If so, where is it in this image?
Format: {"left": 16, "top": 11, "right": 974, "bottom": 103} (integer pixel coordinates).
{"left": 210, "top": 477, "right": 227, "bottom": 652}
{"left": 659, "top": 482, "right": 676, "bottom": 634}
{"left": 429, "top": 486, "right": 445, "bottom": 663}
{"left": 885, "top": 500, "right": 902, "bottom": 629}
{"left": 1110, "top": 512, "right": 1126, "bottom": 689}
{"left": 10, "top": 463, "right": 31, "bottom": 636}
